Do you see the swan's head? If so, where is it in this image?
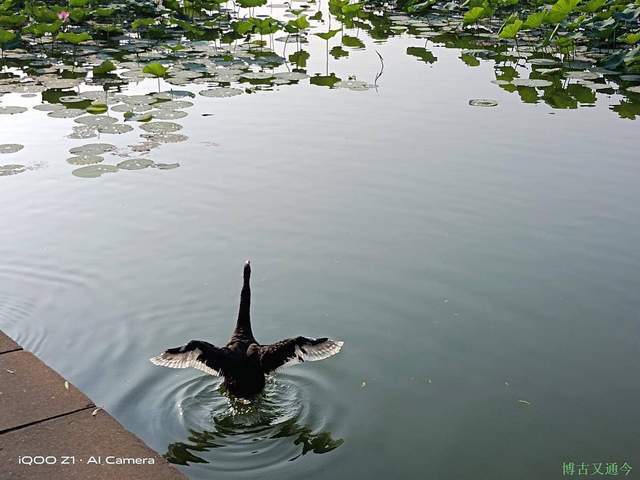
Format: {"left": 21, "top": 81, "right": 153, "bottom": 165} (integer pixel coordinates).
{"left": 244, "top": 260, "right": 251, "bottom": 280}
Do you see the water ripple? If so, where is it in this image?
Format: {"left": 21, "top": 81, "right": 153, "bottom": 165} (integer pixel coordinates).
{"left": 153, "top": 373, "right": 344, "bottom": 475}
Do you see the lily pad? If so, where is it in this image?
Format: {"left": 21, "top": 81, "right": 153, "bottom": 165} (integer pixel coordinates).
{"left": 0, "top": 164, "right": 27, "bottom": 176}
{"left": 117, "top": 158, "right": 154, "bottom": 170}
{"left": 0, "top": 144, "right": 24, "bottom": 154}
{"left": 273, "top": 72, "right": 309, "bottom": 81}
{"left": 48, "top": 108, "right": 85, "bottom": 118}
{"left": 139, "top": 121, "right": 183, "bottom": 133}
{"left": 67, "top": 125, "right": 98, "bottom": 139}
{"left": 199, "top": 87, "right": 243, "bottom": 98}
{"left": 153, "top": 162, "right": 180, "bottom": 170}
{"left": 75, "top": 115, "right": 118, "bottom": 127}
{"left": 33, "top": 103, "right": 65, "bottom": 112}
{"left": 469, "top": 98, "right": 498, "bottom": 107}
{"left": 0, "top": 106, "right": 28, "bottom": 115}
{"left": 72, "top": 164, "right": 119, "bottom": 178}
{"left": 69, "top": 143, "right": 116, "bottom": 155}
{"left": 140, "top": 132, "right": 188, "bottom": 143}
{"left": 334, "top": 80, "right": 372, "bottom": 91}
{"left": 511, "top": 78, "right": 553, "bottom": 88}
{"left": 97, "top": 123, "right": 134, "bottom": 134}
{"left": 153, "top": 100, "right": 193, "bottom": 109}
{"left": 67, "top": 155, "right": 104, "bottom": 165}
{"left": 150, "top": 109, "right": 188, "bottom": 120}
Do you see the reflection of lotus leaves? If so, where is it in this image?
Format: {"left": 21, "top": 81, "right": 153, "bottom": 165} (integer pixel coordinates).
{"left": 0, "top": 164, "right": 27, "bottom": 176}
{"left": 69, "top": 143, "right": 117, "bottom": 155}
{"left": 150, "top": 109, "right": 188, "bottom": 120}
{"left": 68, "top": 125, "right": 98, "bottom": 139}
{"left": 75, "top": 115, "right": 118, "bottom": 127}
{"left": 139, "top": 121, "right": 183, "bottom": 133}
{"left": 117, "top": 158, "right": 154, "bottom": 170}
{"left": 0, "top": 144, "right": 24, "bottom": 154}
{"left": 48, "top": 108, "right": 85, "bottom": 118}
{"left": 72, "top": 164, "right": 119, "bottom": 178}
{"left": 511, "top": 78, "right": 553, "bottom": 88}
{"left": 67, "top": 155, "right": 104, "bottom": 165}
{"left": 0, "top": 106, "right": 28, "bottom": 115}
{"left": 154, "top": 100, "right": 194, "bottom": 110}
{"left": 141, "top": 133, "right": 188, "bottom": 143}
{"left": 199, "top": 88, "right": 243, "bottom": 98}
{"left": 273, "top": 72, "right": 309, "bottom": 81}
{"left": 98, "top": 123, "right": 134, "bottom": 134}
{"left": 469, "top": 98, "right": 498, "bottom": 107}
{"left": 334, "top": 80, "right": 372, "bottom": 91}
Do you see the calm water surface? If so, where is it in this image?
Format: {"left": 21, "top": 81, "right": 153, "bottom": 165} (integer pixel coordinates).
{"left": 1, "top": 8, "right": 640, "bottom": 480}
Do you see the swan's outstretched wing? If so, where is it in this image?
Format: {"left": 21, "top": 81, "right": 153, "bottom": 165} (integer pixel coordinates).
{"left": 258, "top": 336, "right": 344, "bottom": 373}
{"left": 150, "top": 340, "right": 229, "bottom": 376}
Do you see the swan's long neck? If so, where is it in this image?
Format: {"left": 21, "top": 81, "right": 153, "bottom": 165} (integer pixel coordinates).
{"left": 234, "top": 263, "right": 254, "bottom": 339}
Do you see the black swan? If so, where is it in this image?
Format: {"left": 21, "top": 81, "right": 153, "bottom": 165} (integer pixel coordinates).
{"left": 150, "top": 261, "right": 343, "bottom": 398}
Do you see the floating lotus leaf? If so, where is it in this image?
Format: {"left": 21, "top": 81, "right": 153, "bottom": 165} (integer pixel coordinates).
{"left": 33, "top": 103, "right": 65, "bottom": 112}
{"left": 627, "top": 86, "right": 640, "bottom": 94}
{"left": 75, "top": 115, "right": 118, "bottom": 127}
{"left": 130, "top": 141, "right": 161, "bottom": 152}
{"left": 47, "top": 79, "right": 80, "bottom": 89}
{"left": 620, "top": 75, "right": 640, "bottom": 82}
{"left": 117, "top": 158, "right": 154, "bottom": 170}
{"left": 273, "top": 72, "right": 309, "bottom": 81}
{"left": 139, "top": 121, "right": 183, "bottom": 133}
{"left": 199, "top": 87, "right": 243, "bottom": 98}
{"left": 140, "top": 132, "right": 188, "bottom": 143}
{"left": 528, "top": 58, "right": 559, "bottom": 66}
{"left": 0, "top": 144, "right": 24, "bottom": 154}
{"left": 66, "top": 154, "right": 104, "bottom": 165}
{"left": 47, "top": 108, "right": 85, "bottom": 118}
{"left": 79, "top": 91, "right": 106, "bottom": 101}
{"left": 69, "top": 143, "right": 116, "bottom": 155}
{"left": 153, "top": 162, "right": 180, "bottom": 170}
{"left": 112, "top": 103, "right": 152, "bottom": 113}
{"left": 241, "top": 71, "right": 275, "bottom": 80}
{"left": 150, "top": 109, "right": 188, "bottom": 120}
{"left": 67, "top": 125, "right": 98, "bottom": 139}
{"left": 97, "top": 123, "right": 134, "bottom": 134}
{"left": 153, "top": 100, "right": 194, "bottom": 109}
{"left": 565, "top": 71, "right": 600, "bottom": 80}
{"left": 153, "top": 90, "right": 195, "bottom": 100}
{"left": 511, "top": 78, "right": 553, "bottom": 88}
{"left": 72, "top": 164, "right": 119, "bottom": 178}
{"left": 0, "top": 106, "right": 27, "bottom": 115}
{"left": 0, "top": 164, "right": 27, "bottom": 176}
{"left": 469, "top": 98, "right": 498, "bottom": 107}
{"left": 334, "top": 80, "right": 372, "bottom": 91}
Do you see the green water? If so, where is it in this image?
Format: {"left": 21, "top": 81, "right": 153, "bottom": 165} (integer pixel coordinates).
{"left": 1, "top": 4, "right": 640, "bottom": 480}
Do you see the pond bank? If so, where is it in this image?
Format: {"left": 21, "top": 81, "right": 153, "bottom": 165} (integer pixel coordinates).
{"left": 0, "top": 330, "right": 185, "bottom": 480}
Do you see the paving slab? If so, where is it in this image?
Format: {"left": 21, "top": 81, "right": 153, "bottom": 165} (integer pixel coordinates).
{"left": 0, "top": 408, "right": 187, "bottom": 479}
{"left": 0, "top": 330, "right": 21, "bottom": 354}
{"left": 0, "top": 350, "right": 93, "bottom": 433}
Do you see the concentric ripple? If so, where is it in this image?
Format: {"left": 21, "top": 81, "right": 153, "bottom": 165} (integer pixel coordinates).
{"left": 153, "top": 372, "right": 344, "bottom": 475}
